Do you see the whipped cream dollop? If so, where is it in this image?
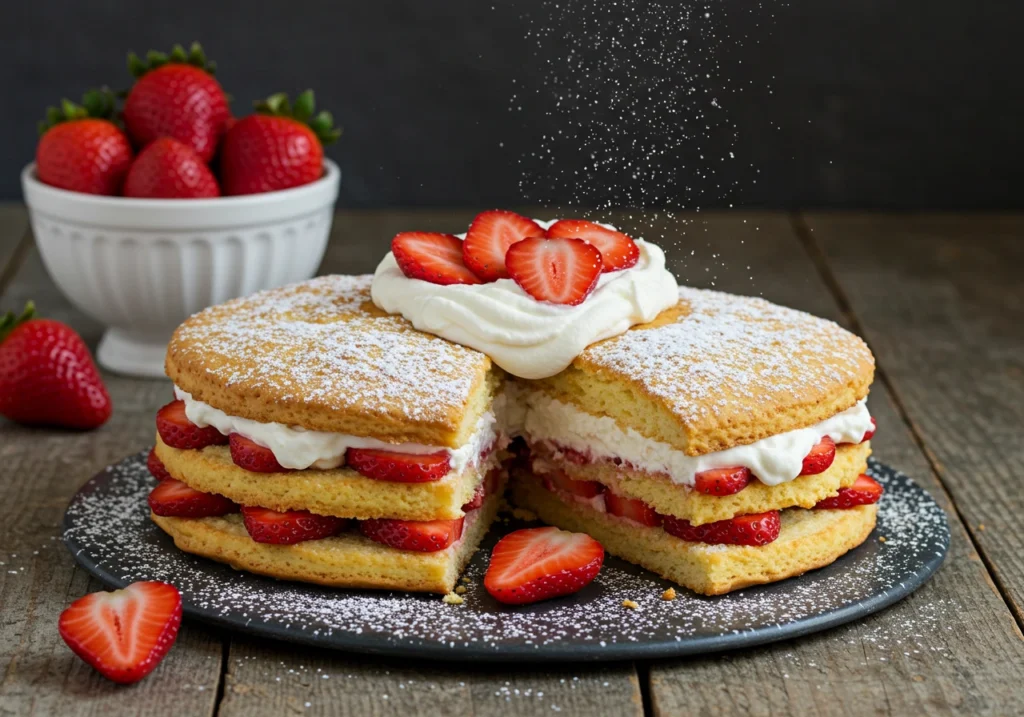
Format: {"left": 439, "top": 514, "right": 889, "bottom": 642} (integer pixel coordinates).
{"left": 174, "top": 387, "right": 500, "bottom": 472}
{"left": 370, "top": 219, "right": 679, "bottom": 379}
{"left": 521, "top": 390, "right": 873, "bottom": 487}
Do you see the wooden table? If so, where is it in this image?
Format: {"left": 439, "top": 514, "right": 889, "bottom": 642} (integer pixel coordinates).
{"left": 2, "top": 206, "right": 1022, "bottom": 716}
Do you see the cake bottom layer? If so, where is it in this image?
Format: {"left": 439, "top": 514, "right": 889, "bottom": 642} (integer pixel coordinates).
{"left": 511, "top": 471, "right": 878, "bottom": 596}
{"left": 151, "top": 490, "right": 501, "bottom": 594}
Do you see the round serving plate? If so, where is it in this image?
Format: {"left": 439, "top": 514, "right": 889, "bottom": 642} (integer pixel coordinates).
{"left": 63, "top": 453, "right": 948, "bottom": 662}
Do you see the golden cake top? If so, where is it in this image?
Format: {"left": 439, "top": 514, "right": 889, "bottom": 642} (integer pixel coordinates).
{"left": 166, "top": 275, "right": 495, "bottom": 447}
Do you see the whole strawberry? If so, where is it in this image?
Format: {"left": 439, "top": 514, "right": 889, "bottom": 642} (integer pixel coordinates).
{"left": 123, "top": 43, "right": 230, "bottom": 162}
{"left": 35, "top": 89, "right": 133, "bottom": 195}
{"left": 0, "top": 303, "right": 111, "bottom": 430}
{"left": 124, "top": 137, "right": 220, "bottom": 198}
{"left": 220, "top": 90, "right": 340, "bottom": 196}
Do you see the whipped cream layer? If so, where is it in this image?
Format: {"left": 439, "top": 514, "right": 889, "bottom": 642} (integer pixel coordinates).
{"left": 370, "top": 219, "right": 679, "bottom": 380}
{"left": 174, "top": 387, "right": 500, "bottom": 472}
{"left": 521, "top": 390, "right": 873, "bottom": 487}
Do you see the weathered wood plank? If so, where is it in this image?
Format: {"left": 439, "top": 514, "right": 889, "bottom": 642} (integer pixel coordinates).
{"left": 641, "top": 213, "right": 1024, "bottom": 717}
{"left": 804, "top": 213, "right": 1024, "bottom": 628}
{"left": 0, "top": 246, "right": 222, "bottom": 717}
{"left": 0, "top": 203, "right": 29, "bottom": 293}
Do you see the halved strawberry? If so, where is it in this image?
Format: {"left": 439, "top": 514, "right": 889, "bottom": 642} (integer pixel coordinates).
{"left": 240, "top": 506, "right": 347, "bottom": 544}
{"left": 391, "top": 232, "right": 482, "bottom": 286}
{"left": 484, "top": 526, "right": 605, "bottom": 605}
{"left": 814, "top": 474, "right": 884, "bottom": 509}
{"left": 147, "top": 479, "right": 237, "bottom": 518}
{"left": 862, "top": 417, "right": 877, "bottom": 443}
{"left": 543, "top": 469, "right": 606, "bottom": 498}
{"left": 58, "top": 581, "right": 182, "bottom": 684}
{"left": 346, "top": 448, "right": 451, "bottom": 482}
{"left": 605, "top": 491, "right": 662, "bottom": 527}
{"left": 155, "top": 400, "right": 228, "bottom": 450}
{"left": 545, "top": 219, "right": 640, "bottom": 272}
{"left": 360, "top": 517, "right": 465, "bottom": 552}
{"left": 229, "top": 433, "right": 288, "bottom": 473}
{"left": 800, "top": 436, "right": 836, "bottom": 475}
{"left": 462, "top": 210, "right": 543, "bottom": 281}
{"left": 693, "top": 466, "right": 752, "bottom": 496}
{"left": 662, "top": 511, "right": 781, "bottom": 546}
{"left": 147, "top": 448, "right": 172, "bottom": 482}
{"left": 505, "top": 237, "right": 603, "bottom": 306}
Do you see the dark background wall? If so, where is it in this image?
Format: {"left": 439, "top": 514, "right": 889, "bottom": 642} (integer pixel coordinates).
{"left": 2, "top": 0, "right": 1021, "bottom": 209}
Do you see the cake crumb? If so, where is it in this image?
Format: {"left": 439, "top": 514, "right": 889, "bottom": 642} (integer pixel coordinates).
{"left": 442, "top": 592, "right": 464, "bottom": 605}
{"left": 512, "top": 507, "right": 538, "bottom": 522}
{"left": 879, "top": 536, "right": 887, "bottom": 543}
{"left": 661, "top": 588, "right": 677, "bottom": 601}
{"left": 622, "top": 599, "right": 639, "bottom": 610}
{"left": 455, "top": 586, "right": 467, "bottom": 595}
{"left": 461, "top": 576, "right": 471, "bottom": 584}
{"left": 978, "top": 524, "right": 986, "bottom": 531}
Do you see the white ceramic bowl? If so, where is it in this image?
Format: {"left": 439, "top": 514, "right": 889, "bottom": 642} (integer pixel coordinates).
{"left": 22, "top": 160, "right": 340, "bottom": 378}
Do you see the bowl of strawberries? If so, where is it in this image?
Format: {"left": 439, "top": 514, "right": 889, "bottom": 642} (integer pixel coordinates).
{"left": 21, "top": 43, "right": 341, "bottom": 378}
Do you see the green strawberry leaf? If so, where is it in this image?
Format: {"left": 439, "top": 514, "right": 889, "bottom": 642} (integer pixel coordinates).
{"left": 253, "top": 90, "right": 342, "bottom": 146}
{"left": 0, "top": 301, "right": 35, "bottom": 344}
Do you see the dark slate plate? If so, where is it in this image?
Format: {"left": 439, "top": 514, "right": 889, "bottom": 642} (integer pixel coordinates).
{"left": 63, "top": 453, "right": 948, "bottom": 662}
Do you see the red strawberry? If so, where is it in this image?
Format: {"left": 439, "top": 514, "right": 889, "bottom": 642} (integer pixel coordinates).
{"left": 147, "top": 448, "right": 172, "bottom": 482}
{"left": 229, "top": 433, "right": 288, "bottom": 473}
{"left": 36, "top": 90, "right": 133, "bottom": 196}
{"left": 462, "top": 210, "right": 543, "bottom": 281}
{"left": 155, "top": 400, "right": 227, "bottom": 450}
{"left": 360, "top": 517, "right": 464, "bottom": 552}
{"left": 220, "top": 90, "right": 340, "bottom": 195}
{"left": 241, "top": 506, "right": 346, "bottom": 545}
{"left": 391, "top": 232, "right": 481, "bottom": 285}
{"left": 543, "top": 469, "right": 606, "bottom": 499}
{"left": 546, "top": 441, "right": 591, "bottom": 465}
{"left": 123, "top": 138, "right": 220, "bottom": 199}
{"left": 148, "top": 479, "right": 237, "bottom": 518}
{"left": 0, "top": 302, "right": 111, "bottom": 429}
{"left": 123, "top": 43, "right": 230, "bottom": 162}
{"left": 58, "top": 581, "right": 181, "bottom": 684}
{"left": 693, "top": 466, "right": 752, "bottom": 496}
{"left": 800, "top": 436, "right": 836, "bottom": 476}
{"left": 505, "top": 237, "right": 603, "bottom": 306}
{"left": 861, "top": 417, "right": 877, "bottom": 443}
{"left": 545, "top": 219, "right": 640, "bottom": 272}
{"left": 346, "top": 448, "right": 451, "bottom": 483}
{"left": 484, "top": 527, "right": 604, "bottom": 605}
{"left": 814, "top": 474, "right": 884, "bottom": 509}
{"left": 461, "top": 484, "right": 486, "bottom": 512}
{"left": 605, "top": 491, "right": 662, "bottom": 527}
{"left": 662, "top": 511, "right": 781, "bottom": 546}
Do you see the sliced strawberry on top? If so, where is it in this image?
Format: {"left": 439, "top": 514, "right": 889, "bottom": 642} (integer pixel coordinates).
{"left": 147, "top": 448, "right": 172, "bottom": 482}
{"left": 543, "top": 469, "right": 606, "bottom": 499}
{"left": 800, "top": 436, "right": 836, "bottom": 476}
{"left": 58, "top": 581, "right": 182, "bottom": 685}
{"left": 346, "top": 448, "right": 451, "bottom": 483}
{"left": 156, "top": 400, "right": 228, "bottom": 450}
{"left": 462, "top": 209, "right": 543, "bottom": 281}
{"left": 229, "top": 433, "right": 289, "bottom": 473}
{"left": 484, "top": 526, "right": 605, "bottom": 605}
{"left": 505, "top": 236, "right": 603, "bottom": 306}
{"left": 391, "top": 232, "right": 482, "bottom": 286}
{"left": 693, "top": 466, "right": 752, "bottom": 496}
{"left": 241, "top": 506, "right": 346, "bottom": 545}
{"left": 814, "top": 474, "right": 884, "bottom": 510}
{"left": 605, "top": 491, "right": 662, "bottom": 527}
{"left": 662, "top": 511, "right": 781, "bottom": 546}
{"left": 545, "top": 219, "right": 640, "bottom": 272}
{"left": 147, "top": 479, "right": 237, "bottom": 518}
{"left": 360, "top": 517, "right": 464, "bottom": 552}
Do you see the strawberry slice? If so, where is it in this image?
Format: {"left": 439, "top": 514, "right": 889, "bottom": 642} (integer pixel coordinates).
{"left": 240, "top": 506, "right": 347, "bottom": 544}
{"left": 800, "top": 436, "right": 836, "bottom": 475}
{"left": 229, "top": 433, "right": 289, "bottom": 473}
{"left": 505, "top": 237, "right": 603, "bottom": 306}
{"left": 693, "top": 466, "right": 752, "bottom": 496}
{"left": 360, "top": 517, "right": 465, "bottom": 552}
{"left": 391, "top": 232, "right": 482, "bottom": 286}
{"left": 662, "top": 511, "right": 781, "bottom": 546}
{"left": 605, "top": 491, "right": 662, "bottom": 527}
{"left": 484, "top": 526, "right": 605, "bottom": 605}
{"left": 155, "top": 400, "right": 228, "bottom": 450}
{"left": 543, "top": 469, "right": 606, "bottom": 498}
{"left": 346, "top": 448, "right": 451, "bottom": 482}
{"left": 147, "top": 448, "right": 172, "bottom": 482}
{"left": 545, "top": 441, "right": 591, "bottom": 465}
{"left": 147, "top": 479, "right": 237, "bottom": 518}
{"left": 462, "top": 209, "right": 543, "bottom": 281}
{"left": 461, "top": 484, "right": 486, "bottom": 512}
{"left": 545, "top": 219, "right": 640, "bottom": 272}
{"left": 58, "top": 581, "right": 182, "bottom": 684}
{"left": 814, "top": 474, "right": 884, "bottom": 509}
{"left": 861, "top": 417, "right": 877, "bottom": 443}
